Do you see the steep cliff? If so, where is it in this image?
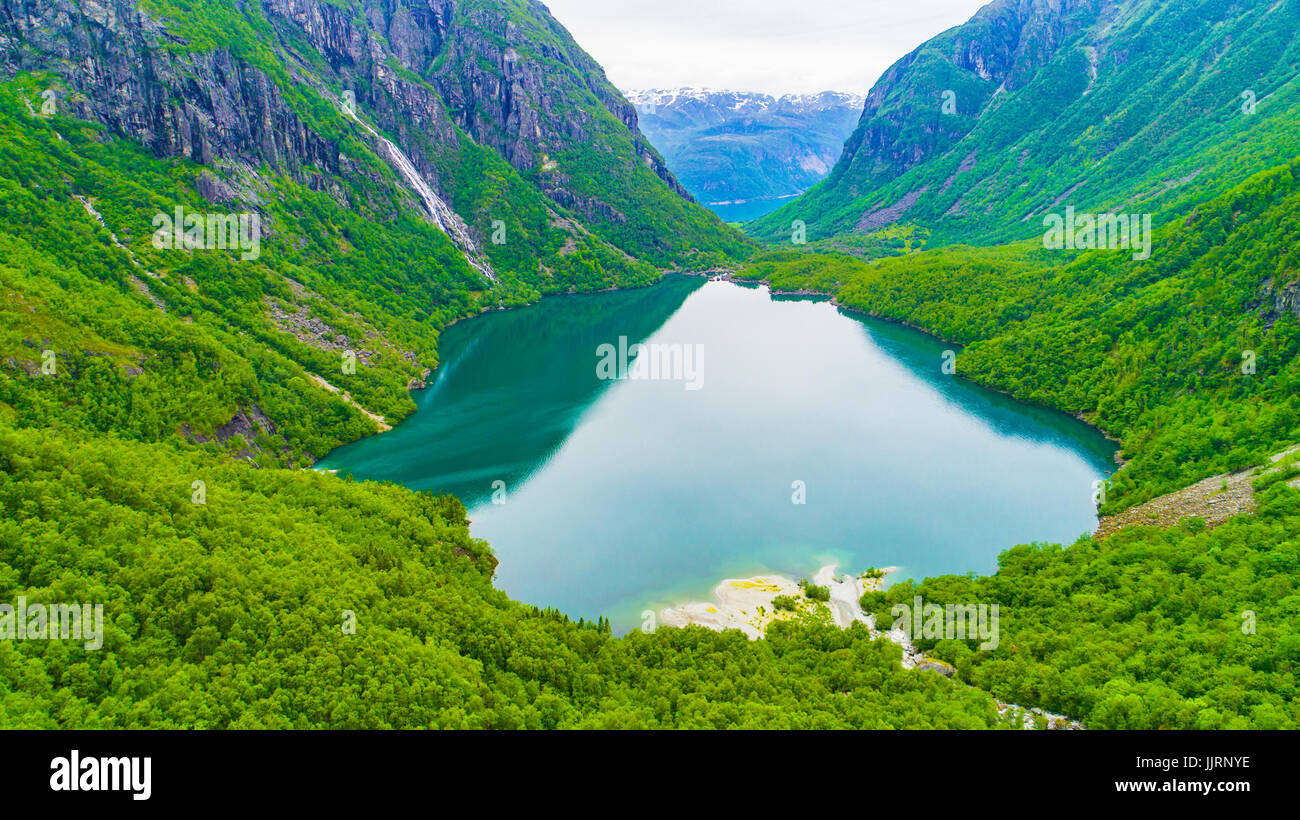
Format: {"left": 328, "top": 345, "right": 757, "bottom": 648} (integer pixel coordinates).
{"left": 0, "top": 0, "right": 746, "bottom": 275}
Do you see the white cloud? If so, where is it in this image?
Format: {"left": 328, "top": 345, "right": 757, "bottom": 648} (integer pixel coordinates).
{"left": 541, "top": 0, "right": 991, "bottom": 95}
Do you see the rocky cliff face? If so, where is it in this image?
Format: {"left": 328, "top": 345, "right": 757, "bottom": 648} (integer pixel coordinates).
{"left": 837, "top": 0, "right": 1101, "bottom": 175}
{"left": 427, "top": 2, "right": 685, "bottom": 192}
{"left": 0, "top": 0, "right": 341, "bottom": 175}
{"left": 0, "top": 0, "right": 721, "bottom": 266}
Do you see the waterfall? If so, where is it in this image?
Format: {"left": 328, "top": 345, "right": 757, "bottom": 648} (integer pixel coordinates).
{"left": 340, "top": 102, "right": 497, "bottom": 284}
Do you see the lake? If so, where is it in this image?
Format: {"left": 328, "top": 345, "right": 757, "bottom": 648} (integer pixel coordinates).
{"left": 316, "top": 275, "right": 1116, "bottom": 633}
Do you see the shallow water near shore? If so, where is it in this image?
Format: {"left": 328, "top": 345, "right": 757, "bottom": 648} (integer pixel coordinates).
{"left": 317, "top": 275, "right": 1117, "bottom": 633}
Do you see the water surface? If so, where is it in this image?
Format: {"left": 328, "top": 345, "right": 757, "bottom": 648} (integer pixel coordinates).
{"left": 318, "top": 276, "right": 1115, "bottom": 632}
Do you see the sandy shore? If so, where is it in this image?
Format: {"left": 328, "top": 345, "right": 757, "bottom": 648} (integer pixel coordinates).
{"left": 657, "top": 563, "right": 942, "bottom": 674}
{"left": 659, "top": 564, "right": 895, "bottom": 640}
{"left": 658, "top": 563, "right": 1084, "bottom": 729}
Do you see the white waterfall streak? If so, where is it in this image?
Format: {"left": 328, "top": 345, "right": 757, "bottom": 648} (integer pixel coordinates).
{"left": 340, "top": 102, "right": 497, "bottom": 283}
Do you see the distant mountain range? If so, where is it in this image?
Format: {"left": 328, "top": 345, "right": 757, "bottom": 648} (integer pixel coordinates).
{"left": 627, "top": 89, "right": 865, "bottom": 222}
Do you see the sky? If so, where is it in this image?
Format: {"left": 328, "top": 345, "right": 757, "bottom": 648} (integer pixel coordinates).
{"left": 541, "top": 0, "right": 992, "bottom": 96}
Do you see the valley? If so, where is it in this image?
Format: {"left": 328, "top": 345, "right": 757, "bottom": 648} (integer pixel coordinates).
{"left": 0, "top": 0, "right": 1298, "bottom": 734}
{"left": 628, "top": 88, "right": 865, "bottom": 221}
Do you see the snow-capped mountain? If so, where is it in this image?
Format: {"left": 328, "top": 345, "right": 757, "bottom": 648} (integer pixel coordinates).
{"left": 626, "top": 89, "right": 866, "bottom": 222}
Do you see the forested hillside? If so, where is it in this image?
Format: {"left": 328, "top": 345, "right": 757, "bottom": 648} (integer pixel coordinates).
{"left": 0, "top": 418, "right": 1022, "bottom": 728}
{"left": 741, "top": 158, "right": 1300, "bottom": 511}
{"left": 750, "top": 0, "right": 1300, "bottom": 246}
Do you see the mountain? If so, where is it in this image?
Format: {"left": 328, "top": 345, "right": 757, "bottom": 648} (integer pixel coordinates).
{"left": 750, "top": 0, "right": 1300, "bottom": 246}
{"left": 0, "top": 0, "right": 752, "bottom": 464}
{"left": 2, "top": 0, "right": 747, "bottom": 277}
{"left": 2, "top": 0, "right": 1299, "bottom": 733}
{"left": 628, "top": 88, "right": 865, "bottom": 222}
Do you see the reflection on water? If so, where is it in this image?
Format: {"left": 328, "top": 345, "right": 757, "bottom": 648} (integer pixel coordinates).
{"left": 318, "top": 276, "right": 1116, "bottom": 633}
{"left": 320, "top": 275, "right": 705, "bottom": 505}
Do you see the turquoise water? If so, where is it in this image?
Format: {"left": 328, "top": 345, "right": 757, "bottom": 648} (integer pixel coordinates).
{"left": 317, "top": 275, "right": 1116, "bottom": 633}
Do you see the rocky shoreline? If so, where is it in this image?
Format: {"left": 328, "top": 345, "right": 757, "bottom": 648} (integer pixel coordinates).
{"left": 1096, "top": 445, "right": 1300, "bottom": 539}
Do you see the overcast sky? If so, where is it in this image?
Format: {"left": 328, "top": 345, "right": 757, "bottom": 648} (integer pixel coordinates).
{"left": 541, "top": 0, "right": 991, "bottom": 96}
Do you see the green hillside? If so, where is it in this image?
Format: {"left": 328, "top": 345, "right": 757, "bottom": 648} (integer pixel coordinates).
{"left": 0, "top": 0, "right": 753, "bottom": 466}
{"left": 1, "top": 0, "right": 1298, "bottom": 731}
{"left": 750, "top": 0, "right": 1300, "bottom": 248}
